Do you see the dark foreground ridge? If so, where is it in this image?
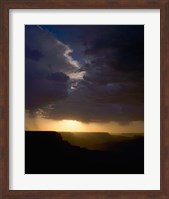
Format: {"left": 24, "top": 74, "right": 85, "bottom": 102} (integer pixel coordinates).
{"left": 25, "top": 131, "right": 144, "bottom": 174}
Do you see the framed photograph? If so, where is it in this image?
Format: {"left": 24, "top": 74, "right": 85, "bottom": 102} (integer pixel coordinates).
{"left": 0, "top": 0, "right": 168, "bottom": 199}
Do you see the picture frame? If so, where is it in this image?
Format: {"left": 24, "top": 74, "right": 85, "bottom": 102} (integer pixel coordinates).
{"left": 0, "top": 0, "right": 168, "bottom": 199}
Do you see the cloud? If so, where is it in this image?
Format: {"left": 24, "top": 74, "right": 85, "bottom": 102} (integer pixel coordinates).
{"left": 47, "top": 72, "right": 69, "bottom": 82}
{"left": 25, "top": 26, "right": 83, "bottom": 76}
{"left": 25, "top": 26, "right": 84, "bottom": 109}
{"left": 40, "top": 79, "right": 143, "bottom": 123}
{"left": 25, "top": 25, "right": 144, "bottom": 124}
{"left": 25, "top": 45, "right": 44, "bottom": 61}
{"left": 79, "top": 25, "right": 144, "bottom": 107}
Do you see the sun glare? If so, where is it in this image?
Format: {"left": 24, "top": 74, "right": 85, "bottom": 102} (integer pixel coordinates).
{"left": 57, "top": 120, "right": 82, "bottom": 132}
{"left": 63, "top": 120, "right": 78, "bottom": 128}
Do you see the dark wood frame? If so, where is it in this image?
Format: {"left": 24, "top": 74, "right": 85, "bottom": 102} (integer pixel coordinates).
{"left": 0, "top": 0, "right": 168, "bottom": 198}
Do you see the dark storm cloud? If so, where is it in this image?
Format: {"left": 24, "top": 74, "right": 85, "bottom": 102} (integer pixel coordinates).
{"left": 25, "top": 25, "right": 144, "bottom": 123}
{"left": 43, "top": 91, "right": 141, "bottom": 124}
{"left": 75, "top": 25, "right": 144, "bottom": 122}
{"left": 79, "top": 25, "right": 144, "bottom": 110}
{"left": 25, "top": 26, "right": 82, "bottom": 109}
{"left": 25, "top": 71, "right": 70, "bottom": 109}
{"left": 25, "top": 45, "right": 44, "bottom": 61}
{"left": 47, "top": 72, "right": 69, "bottom": 82}
{"left": 83, "top": 26, "right": 144, "bottom": 72}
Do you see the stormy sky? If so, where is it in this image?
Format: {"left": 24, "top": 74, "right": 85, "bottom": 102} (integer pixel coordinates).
{"left": 25, "top": 25, "right": 144, "bottom": 133}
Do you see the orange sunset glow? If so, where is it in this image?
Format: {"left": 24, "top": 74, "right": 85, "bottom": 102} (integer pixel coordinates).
{"left": 25, "top": 115, "right": 143, "bottom": 134}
